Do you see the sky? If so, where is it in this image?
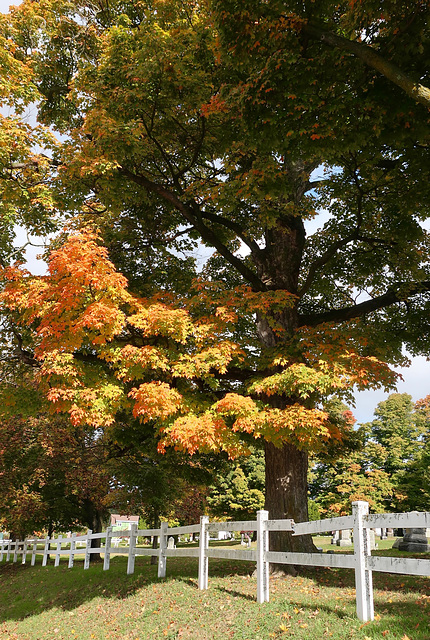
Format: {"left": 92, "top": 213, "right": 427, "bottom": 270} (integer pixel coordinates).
{"left": 2, "top": 0, "right": 429, "bottom": 425}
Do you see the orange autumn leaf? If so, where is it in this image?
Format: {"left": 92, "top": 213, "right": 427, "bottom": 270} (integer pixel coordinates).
{"left": 129, "top": 382, "right": 183, "bottom": 423}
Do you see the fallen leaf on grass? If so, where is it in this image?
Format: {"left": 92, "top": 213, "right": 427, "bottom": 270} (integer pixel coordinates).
{"left": 360, "top": 622, "right": 371, "bottom": 629}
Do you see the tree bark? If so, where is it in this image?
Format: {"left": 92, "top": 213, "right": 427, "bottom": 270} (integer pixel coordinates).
{"left": 265, "top": 441, "right": 316, "bottom": 564}
{"left": 302, "top": 22, "right": 430, "bottom": 108}
{"left": 83, "top": 499, "right": 105, "bottom": 562}
{"left": 252, "top": 194, "right": 318, "bottom": 566}
{"left": 150, "top": 510, "right": 160, "bottom": 565}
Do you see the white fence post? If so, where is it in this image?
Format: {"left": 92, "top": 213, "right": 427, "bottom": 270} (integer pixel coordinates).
{"left": 103, "top": 527, "right": 112, "bottom": 571}
{"left": 352, "top": 501, "right": 374, "bottom": 622}
{"left": 55, "top": 535, "right": 63, "bottom": 567}
{"left": 6, "top": 540, "right": 12, "bottom": 562}
{"left": 127, "top": 523, "right": 138, "bottom": 575}
{"left": 256, "top": 510, "right": 270, "bottom": 603}
{"left": 42, "top": 537, "right": 50, "bottom": 566}
{"left": 198, "top": 515, "right": 209, "bottom": 590}
{"left": 68, "top": 533, "right": 76, "bottom": 569}
{"left": 31, "top": 539, "right": 38, "bottom": 566}
{"left": 22, "top": 539, "right": 28, "bottom": 565}
{"left": 13, "top": 541, "right": 19, "bottom": 563}
{"left": 158, "top": 521, "right": 168, "bottom": 578}
{"left": 0, "top": 541, "right": 5, "bottom": 562}
{"left": 84, "top": 530, "right": 92, "bottom": 570}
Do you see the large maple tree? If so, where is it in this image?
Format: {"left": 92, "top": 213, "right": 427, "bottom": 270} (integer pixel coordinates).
{"left": 0, "top": 0, "right": 429, "bottom": 557}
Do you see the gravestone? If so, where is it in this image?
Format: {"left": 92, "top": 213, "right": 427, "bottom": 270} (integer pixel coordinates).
{"left": 368, "top": 529, "right": 377, "bottom": 551}
{"left": 167, "top": 537, "right": 176, "bottom": 550}
{"left": 331, "top": 530, "right": 339, "bottom": 545}
{"left": 241, "top": 532, "right": 251, "bottom": 547}
{"left": 336, "top": 529, "right": 352, "bottom": 547}
{"left": 398, "top": 528, "right": 430, "bottom": 552}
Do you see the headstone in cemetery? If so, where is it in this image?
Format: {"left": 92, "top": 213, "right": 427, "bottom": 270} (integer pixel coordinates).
{"left": 336, "top": 529, "right": 352, "bottom": 546}
{"left": 240, "top": 531, "right": 251, "bottom": 547}
{"left": 331, "top": 530, "right": 339, "bottom": 545}
{"left": 368, "top": 529, "right": 377, "bottom": 551}
{"left": 167, "top": 536, "right": 176, "bottom": 549}
{"left": 398, "top": 528, "right": 430, "bottom": 552}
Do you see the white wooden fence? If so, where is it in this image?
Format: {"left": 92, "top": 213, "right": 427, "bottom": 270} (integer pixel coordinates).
{"left": 1, "top": 501, "right": 429, "bottom": 622}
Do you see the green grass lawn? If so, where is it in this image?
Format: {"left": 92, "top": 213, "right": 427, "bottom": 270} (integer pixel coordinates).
{"left": 0, "top": 538, "right": 429, "bottom": 640}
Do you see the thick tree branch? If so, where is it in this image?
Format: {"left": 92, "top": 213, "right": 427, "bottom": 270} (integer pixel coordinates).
{"left": 299, "top": 232, "right": 357, "bottom": 297}
{"left": 200, "top": 210, "right": 262, "bottom": 256}
{"left": 11, "top": 329, "right": 40, "bottom": 367}
{"left": 119, "top": 167, "right": 266, "bottom": 291}
{"left": 300, "top": 280, "right": 430, "bottom": 327}
{"left": 302, "top": 22, "right": 430, "bottom": 108}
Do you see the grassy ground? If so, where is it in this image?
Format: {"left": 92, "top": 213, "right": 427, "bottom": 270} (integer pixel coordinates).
{"left": 0, "top": 538, "right": 429, "bottom": 640}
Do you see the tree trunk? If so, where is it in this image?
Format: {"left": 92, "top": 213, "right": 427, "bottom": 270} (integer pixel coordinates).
{"left": 150, "top": 510, "right": 159, "bottom": 565}
{"left": 265, "top": 441, "right": 316, "bottom": 560}
{"left": 90, "top": 510, "right": 104, "bottom": 562}
{"left": 150, "top": 535, "right": 158, "bottom": 565}
{"left": 83, "top": 499, "right": 105, "bottom": 561}
{"left": 46, "top": 520, "right": 54, "bottom": 562}
{"left": 252, "top": 196, "right": 317, "bottom": 567}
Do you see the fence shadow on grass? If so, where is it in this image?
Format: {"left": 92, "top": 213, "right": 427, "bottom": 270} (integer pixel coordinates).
{"left": 213, "top": 585, "right": 258, "bottom": 603}
{"left": 0, "top": 554, "right": 256, "bottom": 624}
{"left": 0, "top": 555, "right": 193, "bottom": 623}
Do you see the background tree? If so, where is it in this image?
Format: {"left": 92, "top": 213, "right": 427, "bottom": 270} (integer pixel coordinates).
{"left": 103, "top": 415, "right": 219, "bottom": 531}
{"left": 0, "top": 0, "right": 429, "bottom": 561}
{"left": 366, "top": 393, "right": 426, "bottom": 477}
{"left": 207, "top": 447, "right": 265, "bottom": 521}
{"left": 310, "top": 394, "right": 430, "bottom": 515}
{"left": 309, "top": 424, "right": 396, "bottom": 517}
{"left": 0, "top": 412, "right": 111, "bottom": 539}
{"left": 395, "top": 395, "right": 430, "bottom": 511}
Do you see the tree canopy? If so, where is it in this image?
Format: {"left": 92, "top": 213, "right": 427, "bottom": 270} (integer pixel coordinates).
{"left": 0, "top": 0, "right": 429, "bottom": 555}
{"left": 310, "top": 393, "right": 430, "bottom": 516}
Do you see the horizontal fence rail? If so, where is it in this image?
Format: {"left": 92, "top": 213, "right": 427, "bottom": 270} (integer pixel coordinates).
{"left": 1, "top": 502, "right": 429, "bottom": 622}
